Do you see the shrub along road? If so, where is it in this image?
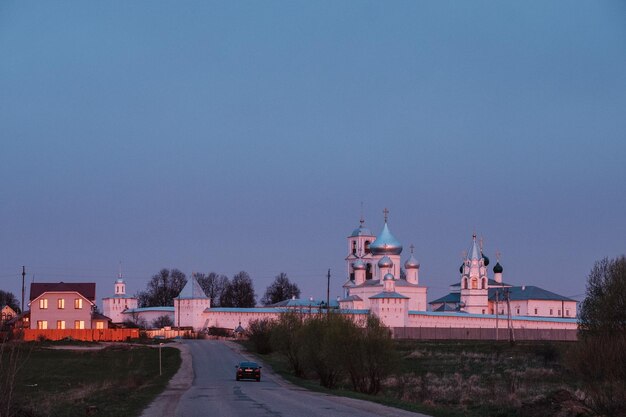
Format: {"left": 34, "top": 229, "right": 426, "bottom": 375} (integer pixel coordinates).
{"left": 144, "top": 339, "right": 430, "bottom": 417}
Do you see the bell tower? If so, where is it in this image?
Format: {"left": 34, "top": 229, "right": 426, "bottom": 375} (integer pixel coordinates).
{"left": 460, "top": 234, "right": 489, "bottom": 314}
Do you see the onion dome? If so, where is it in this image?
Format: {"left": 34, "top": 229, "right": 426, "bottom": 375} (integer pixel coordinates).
{"left": 350, "top": 218, "right": 373, "bottom": 237}
{"left": 378, "top": 256, "right": 393, "bottom": 269}
{"left": 493, "top": 262, "right": 503, "bottom": 274}
{"left": 116, "top": 278, "right": 124, "bottom": 283}
{"left": 370, "top": 222, "right": 403, "bottom": 255}
{"left": 482, "top": 254, "right": 490, "bottom": 266}
{"left": 350, "top": 225, "right": 372, "bottom": 237}
{"left": 383, "top": 273, "right": 395, "bottom": 281}
{"left": 352, "top": 259, "right": 366, "bottom": 270}
{"left": 405, "top": 254, "right": 420, "bottom": 269}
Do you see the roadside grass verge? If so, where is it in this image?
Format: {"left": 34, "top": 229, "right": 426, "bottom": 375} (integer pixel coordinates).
{"left": 5, "top": 342, "right": 181, "bottom": 417}
{"left": 239, "top": 339, "right": 453, "bottom": 417}
{"left": 240, "top": 339, "right": 587, "bottom": 417}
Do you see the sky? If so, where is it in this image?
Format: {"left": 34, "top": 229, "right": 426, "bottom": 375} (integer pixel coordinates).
{"left": 1, "top": 1, "right": 625, "bottom": 311}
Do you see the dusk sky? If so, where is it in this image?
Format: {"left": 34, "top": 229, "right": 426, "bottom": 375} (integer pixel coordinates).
{"left": 1, "top": 1, "right": 625, "bottom": 310}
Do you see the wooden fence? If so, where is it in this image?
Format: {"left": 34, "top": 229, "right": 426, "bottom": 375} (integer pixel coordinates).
{"left": 392, "top": 327, "right": 578, "bottom": 341}
{"left": 143, "top": 329, "right": 194, "bottom": 339}
{"left": 18, "top": 328, "right": 140, "bottom": 342}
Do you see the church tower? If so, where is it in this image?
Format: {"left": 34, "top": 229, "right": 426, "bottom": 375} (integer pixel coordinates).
{"left": 345, "top": 214, "right": 376, "bottom": 283}
{"left": 102, "top": 265, "right": 138, "bottom": 324}
{"left": 459, "top": 234, "right": 489, "bottom": 314}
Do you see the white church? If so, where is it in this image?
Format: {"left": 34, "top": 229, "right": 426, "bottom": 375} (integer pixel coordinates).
{"left": 102, "top": 210, "right": 578, "bottom": 339}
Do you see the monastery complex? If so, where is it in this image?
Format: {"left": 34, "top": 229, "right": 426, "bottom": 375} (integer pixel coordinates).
{"left": 101, "top": 210, "right": 578, "bottom": 340}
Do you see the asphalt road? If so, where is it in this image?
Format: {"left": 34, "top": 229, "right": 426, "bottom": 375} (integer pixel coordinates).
{"left": 166, "top": 339, "right": 429, "bottom": 417}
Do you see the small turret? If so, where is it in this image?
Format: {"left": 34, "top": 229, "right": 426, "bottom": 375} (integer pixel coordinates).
{"left": 383, "top": 273, "right": 395, "bottom": 292}
{"left": 404, "top": 244, "right": 420, "bottom": 285}
{"left": 353, "top": 259, "right": 366, "bottom": 285}
{"left": 493, "top": 251, "right": 503, "bottom": 283}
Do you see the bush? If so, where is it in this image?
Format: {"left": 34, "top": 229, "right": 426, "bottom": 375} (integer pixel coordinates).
{"left": 208, "top": 327, "right": 232, "bottom": 337}
{"left": 299, "top": 313, "right": 355, "bottom": 389}
{"left": 151, "top": 315, "right": 174, "bottom": 329}
{"left": 247, "top": 318, "right": 275, "bottom": 354}
{"left": 270, "top": 311, "right": 305, "bottom": 377}
{"left": 568, "top": 256, "right": 626, "bottom": 415}
{"left": 567, "top": 334, "right": 626, "bottom": 415}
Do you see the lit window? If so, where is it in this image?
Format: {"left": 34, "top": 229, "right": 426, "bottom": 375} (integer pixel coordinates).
{"left": 96, "top": 321, "right": 104, "bottom": 329}
{"left": 37, "top": 320, "right": 47, "bottom": 329}
{"left": 57, "top": 320, "right": 65, "bottom": 329}
{"left": 39, "top": 299, "right": 48, "bottom": 309}
{"left": 58, "top": 299, "right": 65, "bottom": 309}
{"left": 74, "top": 320, "right": 85, "bottom": 329}
{"left": 74, "top": 298, "right": 83, "bottom": 309}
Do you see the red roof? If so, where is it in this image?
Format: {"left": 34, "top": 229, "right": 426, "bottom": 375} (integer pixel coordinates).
{"left": 29, "top": 282, "right": 96, "bottom": 302}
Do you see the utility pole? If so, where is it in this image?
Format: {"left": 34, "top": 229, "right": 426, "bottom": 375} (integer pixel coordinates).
{"left": 326, "top": 269, "right": 331, "bottom": 311}
{"left": 21, "top": 266, "right": 25, "bottom": 315}
{"left": 505, "top": 288, "right": 515, "bottom": 345}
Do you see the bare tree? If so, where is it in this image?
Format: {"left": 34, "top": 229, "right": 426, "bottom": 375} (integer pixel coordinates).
{"left": 220, "top": 271, "right": 256, "bottom": 307}
{"left": 136, "top": 268, "right": 187, "bottom": 307}
{"left": 196, "top": 272, "right": 229, "bottom": 307}
{"left": 0, "top": 291, "right": 20, "bottom": 314}
{"left": 152, "top": 315, "right": 174, "bottom": 329}
{"left": 579, "top": 256, "right": 626, "bottom": 335}
{"left": 261, "top": 273, "right": 301, "bottom": 305}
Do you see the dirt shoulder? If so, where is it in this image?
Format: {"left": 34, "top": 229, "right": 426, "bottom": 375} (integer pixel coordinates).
{"left": 139, "top": 342, "right": 193, "bottom": 417}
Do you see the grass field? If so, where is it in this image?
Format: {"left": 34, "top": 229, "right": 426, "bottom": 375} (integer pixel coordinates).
{"left": 244, "top": 339, "right": 590, "bottom": 417}
{"left": 2, "top": 342, "right": 181, "bottom": 417}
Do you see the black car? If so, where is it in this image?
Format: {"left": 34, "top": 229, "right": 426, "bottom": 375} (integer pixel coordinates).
{"left": 235, "top": 361, "right": 262, "bottom": 381}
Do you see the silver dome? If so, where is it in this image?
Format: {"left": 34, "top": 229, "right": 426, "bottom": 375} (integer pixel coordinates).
{"left": 383, "top": 273, "right": 395, "bottom": 281}
{"left": 404, "top": 254, "right": 420, "bottom": 269}
{"left": 378, "top": 256, "right": 393, "bottom": 268}
{"left": 352, "top": 259, "right": 366, "bottom": 270}
{"left": 370, "top": 223, "right": 403, "bottom": 255}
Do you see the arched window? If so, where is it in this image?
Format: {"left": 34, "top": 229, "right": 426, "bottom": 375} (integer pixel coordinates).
{"left": 366, "top": 263, "right": 373, "bottom": 280}
{"left": 364, "top": 240, "right": 371, "bottom": 254}
{"left": 463, "top": 278, "right": 468, "bottom": 289}
{"left": 352, "top": 241, "right": 357, "bottom": 255}
{"left": 471, "top": 278, "right": 478, "bottom": 289}
{"left": 482, "top": 278, "right": 487, "bottom": 289}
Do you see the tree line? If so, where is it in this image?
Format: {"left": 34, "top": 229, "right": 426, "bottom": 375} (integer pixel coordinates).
{"left": 135, "top": 268, "right": 300, "bottom": 308}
